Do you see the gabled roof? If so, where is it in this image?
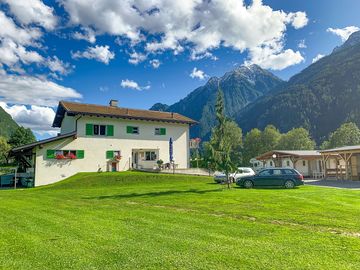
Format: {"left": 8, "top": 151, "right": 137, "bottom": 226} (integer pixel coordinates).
{"left": 256, "top": 150, "right": 321, "bottom": 160}
{"left": 11, "top": 131, "right": 77, "bottom": 153}
{"left": 53, "top": 101, "right": 197, "bottom": 127}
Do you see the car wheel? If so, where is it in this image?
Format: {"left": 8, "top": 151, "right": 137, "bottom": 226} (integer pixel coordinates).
{"left": 284, "top": 180, "right": 295, "bottom": 189}
{"left": 243, "top": 180, "right": 253, "bottom": 189}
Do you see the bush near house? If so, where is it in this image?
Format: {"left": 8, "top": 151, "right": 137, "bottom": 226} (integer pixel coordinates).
{"left": 0, "top": 172, "right": 360, "bottom": 269}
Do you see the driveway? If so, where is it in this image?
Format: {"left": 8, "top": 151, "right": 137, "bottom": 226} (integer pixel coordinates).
{"left": 305, "top": 179, "right": 360, "bottom": 189}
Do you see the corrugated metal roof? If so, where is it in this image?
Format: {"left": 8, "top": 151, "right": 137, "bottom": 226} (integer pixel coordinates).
{"left": 53, "top": 101, "right": 197, "bottom": 127}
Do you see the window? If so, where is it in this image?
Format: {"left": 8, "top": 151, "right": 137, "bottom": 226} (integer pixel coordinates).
{"left": 106, "top": 150, "right": 121, "bottom": 159}
{"left": 145, "top": 151, "right": 157, "bottom": 161}
{"left": 127, "top": 126, "right": 139, "bottom": 134}
{"left": 259, "top": 170, "right": 272, "bottom": 176}
{"left": 286, "top": 160, "right": 290, "bottom": 167}
{"left": 283, "top": 169, "right": 295, "bottom": 175}
{"left": 269, "top": 161, "right": 273, "bottom": 167}
{"left": 273, "top": 169, "right": 282, "bottom": 175}
{"left": 94, "top": 124, "right": 106, "bottom": 135}
{"left": 46, "top": 149, "right": 84, "bottom": 159}
{"left": 303, "top": 160, "right": 306, "bottom": 166}
{"left": 155, "top": 128, "right": 166, "bottom": 135}
{"left": 86, "top": 124, "right": 114, "bottom": 136}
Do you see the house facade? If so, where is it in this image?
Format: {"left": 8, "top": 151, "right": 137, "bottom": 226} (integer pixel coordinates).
{"left": 254, "top": 150, "right": 338, "bottom": 178}
{"left": 11, "top": 100, "right": 196, "bottom": 186}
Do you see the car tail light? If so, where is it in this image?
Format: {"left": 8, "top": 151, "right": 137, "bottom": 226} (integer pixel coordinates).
{"left": 296, "top": 174, "right": 304, "bottom": 181}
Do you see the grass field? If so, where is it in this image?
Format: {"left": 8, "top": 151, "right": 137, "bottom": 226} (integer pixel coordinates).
{"left": 1, "top": 171, "right": 360, "bottom": 269}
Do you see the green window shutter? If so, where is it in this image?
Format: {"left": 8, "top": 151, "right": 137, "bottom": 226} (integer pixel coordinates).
{"left": 46, "top": 149, "right": 55, "bottom": 159}
{"left": 86, "top": 124, "right": 93, "bottom": 135}
{"left": 76, "top": 150, "right": 85, "bottom": 159}
{"left": 106, "top": 150, "right": 114, "bottom": 159}
{"left": 126, "top": 126, "right": 133, "bottom": 134}
{"left": 106, "top": 125, "right": 114, "bottom": 136}
{"left": 160, "top": 128, "right": 166, "bottom": 135}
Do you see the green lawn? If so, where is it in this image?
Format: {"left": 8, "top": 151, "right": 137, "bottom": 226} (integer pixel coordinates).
{"left": 1, "top": 172, "right": 360, "bottom": 269}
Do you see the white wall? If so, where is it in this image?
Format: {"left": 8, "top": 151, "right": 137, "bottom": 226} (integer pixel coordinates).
{"left": 35, "top": 115, "right": 190, "bottom": 186}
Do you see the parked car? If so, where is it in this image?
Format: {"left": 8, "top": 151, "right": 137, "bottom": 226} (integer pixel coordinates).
{"left": 214, "top": 167, "right": 255, "bottom": 183}
{"left": 236, "top": 168, "right": 304, "bottom": 189}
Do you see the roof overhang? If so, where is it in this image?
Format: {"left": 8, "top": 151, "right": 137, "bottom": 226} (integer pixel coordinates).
{"left": 320, "top": 145, "right": 360, "bottom": 155}
{"left": 10, "top": 131, "right": 77, "bottom": 155}
{"left": 256, "top": 150, "right": 321, "bottom": 160}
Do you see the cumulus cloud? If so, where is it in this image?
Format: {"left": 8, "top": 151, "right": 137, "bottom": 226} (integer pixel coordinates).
{"left": 0, "top": 38, "right": 43, "bottom": 67}
{"left": 0, "top": 11, "right": 41, "bottom": 45}
{"left": 0, "top": 102, "right": 59, "bottom": 136}
{"left": 128, "top": 51, "right": 147, "bottom": 65}
{"left": 190, "top": 67, "right": 208, "bottom": 80}
{"left": 1, "top": 0, "right": 57, "bottom": 30}
{"left": 327, "top": 26, "right": 360, "bottom": 42}
{"left": 0, "top": 74, "right": 82, "bottom": 106}
{"left": 60, "top": 0, "right": 308, "bottom": 70}
{"left": 150, "top": 59, "right": 160, "bottom": 69}
{"left": 312, "top": 54, "right": 325, "bottom": 63}
{"left": 73, "top": 27, "right": 96, "bottom": 43}
{"left": 120, "top": 79, "right": 150, "bottom": 91}
{"left": 46, "top": 56, "right": 73, "bottom": 77}
{"left": 72, "top": 45, "right": 115, "bottom": 64}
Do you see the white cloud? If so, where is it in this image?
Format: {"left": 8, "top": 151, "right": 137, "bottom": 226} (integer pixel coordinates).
{"left": 120, "top": 79, "right": 150, "bottom": 91}
{"left": 72, "top": 45, "right": 115, "bottom": 64}
{"left": 298, "top": 39, "right": 307, "bottom": 49}
{"left": 286, "top": 12, "right": 308, "bottom": 29}
{"left": 0, "top": 38, "right": 43, "bottom": 67}
{"left": 128, "top": 51, "right": 147, "bottom": 65}
{"left": 0, "top": 102, "right": 58, "bottom": 136}
{"left": 246, "top": 46, "right": 304, "bottom": 71}
{"left": 0, "top": 11, "right": 41, "bottom": 45}
{"left": 73, "top": 27, "right": 96, "bottom": 43}
{"left": 312, "top": 54, "right": 325, "bottom": 63}
{"left": 46, "top": 56, "right": 73, "bottom": 76}
{"left": 190, "top": 67, "right": 208, "bottom": 80}
{"left": 150, "top": 59, "right": 160, "bottom": 69}
{"left": 0, "top": 74, "right": 82, "bottom": 106}
{"left": 60, "top": 0, "right": 308, "bottom": 70}
{"left": 327, "top": 26, "right": 360, "bottom": 42}
{"left": 1, "top": 0, "right": 57, "bottom": 30}
{"left": 190, "top": 51, "right": 218, "bottom": 61}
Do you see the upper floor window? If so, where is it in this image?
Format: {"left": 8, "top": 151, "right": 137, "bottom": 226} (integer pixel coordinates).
{"left": 155, "top": 128, "right": 166, "bottom": 135}
{"left": 86, "top": 123, "right": 114, "bottom": 136}
{"left": 127, "top": 126, "right": 139, "bottom": 134}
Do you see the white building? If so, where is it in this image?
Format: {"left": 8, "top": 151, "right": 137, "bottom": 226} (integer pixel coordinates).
{"left": 254, "top": 150, "right": 340, "bottom": 178}
{"left": 11, "top": 100, "right": 196, "bottom": 186}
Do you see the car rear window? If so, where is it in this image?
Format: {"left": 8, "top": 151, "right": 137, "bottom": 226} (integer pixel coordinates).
{"left": 283, "top": 169, "right": 295, "bottom": 175}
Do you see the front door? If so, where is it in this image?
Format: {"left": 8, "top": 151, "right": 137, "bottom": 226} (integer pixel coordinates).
{"left": 134, "top": 152, "right": 138, "bottom": 168}
{"left": 111, "top": 162, "right": 117, "bottom": 172}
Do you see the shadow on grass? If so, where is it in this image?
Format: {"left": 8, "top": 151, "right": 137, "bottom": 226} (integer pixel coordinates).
{"left": 233, "top": 186, "right": 300, "bottom": 190}
{"left": 84, "top": 188, "right": 221, "bottom": 200}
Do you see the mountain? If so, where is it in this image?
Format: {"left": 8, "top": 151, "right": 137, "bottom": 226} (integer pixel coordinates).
{"left": 236, "top": 31, "right": 360, "bottom": 143}
{"left": 150, "top": 103, "right": 169, "bottom": 112}
{"left": 0, "top": 106, "right": 18, "bottom": 139}
{"left": 151, "top": 64, "right": 283, "bottom": 139}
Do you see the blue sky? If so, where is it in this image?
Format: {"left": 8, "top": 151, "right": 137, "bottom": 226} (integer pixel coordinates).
{"left": 0, "top": 0, "right": 359, "bottom": 139}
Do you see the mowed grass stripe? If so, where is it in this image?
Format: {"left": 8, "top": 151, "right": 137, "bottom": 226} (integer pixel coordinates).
{"left": 0, "top": 172, "right": 360, "bottom": 269}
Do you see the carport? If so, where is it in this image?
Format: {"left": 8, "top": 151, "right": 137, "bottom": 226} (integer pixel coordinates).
{"left": 320, "top": 145, "right": 360, "bottom": 180}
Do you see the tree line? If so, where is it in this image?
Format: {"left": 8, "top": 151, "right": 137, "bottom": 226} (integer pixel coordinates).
{"left": 0, "top": 127, "right": 36, "bottom": 165}
{"left": 201, "top": 89, "right": 360, "bottom": 175}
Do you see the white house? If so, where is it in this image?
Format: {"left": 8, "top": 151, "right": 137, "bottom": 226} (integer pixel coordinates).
{"left": 11, "top": 100, "right": 197, "bottom": 186}
{"left": 254, "top": 150, "right": 339, "bottom": 178}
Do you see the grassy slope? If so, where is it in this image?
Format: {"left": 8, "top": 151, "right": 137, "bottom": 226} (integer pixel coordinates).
{"left": 1, "top": 172, "right": 360, "bottom": 269}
